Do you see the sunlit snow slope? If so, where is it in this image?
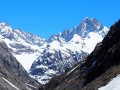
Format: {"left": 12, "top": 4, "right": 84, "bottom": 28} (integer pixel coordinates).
{"left": 0, "top": 17, "right": 109, "bottom": 84}
{"left": 30, "top": 17, "right": 109, "bottom": 84}
{"left": 0, "top": 22, "right": 47, "bottom": 71}
{"left": 99, "top": 75, "right": 120, "bottom": 90}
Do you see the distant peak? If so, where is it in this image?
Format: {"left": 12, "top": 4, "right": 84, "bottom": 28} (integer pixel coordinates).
{"left": 84, "top": 17, "right": 90, "bottom": 20}
{"left": 86, "top": 16, "right": 88, "bottom": 18}
{"left": 0, "top": 22, "right": 9, "bottom": 26}
{"left": 15, "top": 29, "right": 21, "bottom": 32}
{"left": 91, "top": 17, "right": 97, "bottom": 21}
{"left": 82, "top": 17, "right": 100, "bottom": 24}
{"left": 83, "top": 17, "right": 97, "bottom": 21}
{"left": 91, "top": 17, "right": 95, "bottom": 19}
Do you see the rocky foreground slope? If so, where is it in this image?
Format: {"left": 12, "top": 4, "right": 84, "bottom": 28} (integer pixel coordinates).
{"left": 0, "top": 39, "right": 40, "bottom": 90}
{"left": 39, "top": 19, "right": 120, "bottom": 90}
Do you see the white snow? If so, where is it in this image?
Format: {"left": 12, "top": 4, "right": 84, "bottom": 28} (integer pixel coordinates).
{"left": 103, "top": 26, "right": 109, "bottom": 34}
{"left": 99, "top": 75, "right": 120, "bottom": 90}
{"left": 48, "top": 34, "right": 85, "bottom": 53}
{"left": 36, "top": 65, "right": 48, "bottom": 69}
{"left": 15, "top": 53, "right": 39, "bottom": 71}
{"left": 83, "top": 32, "right": 103, "bottom": 53}
{"left": 31, "top": 69, "right": 58, "bottom": 84}
{"left": 0, "top": 19, "right": 109, "bottom": 84}
{"left": 45, "top": 69, "right": 57, "bottom": 74}
{"left": 31, "top": 75, "right": 50, "bottom": 84}
{"left": 31, "top": 28, "right": 107, "bottom": 84}
{"left": 25, "top": 83, "right": 38, "bottom": 89}
{"left": 67, "top": 64, "right": 79, "bottom": 75}
{"left": 0, "top": 32, "right": 46, "bottom": 72}
{"left": 0, "top": 38, "right": 4, "bottom": 42}
{"left": 2, "top": 77, "right": 20, "bottom": 90}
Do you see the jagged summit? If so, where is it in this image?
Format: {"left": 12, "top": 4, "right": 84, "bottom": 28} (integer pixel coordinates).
{"left": 29, "top": 17, "right": 109, "bottom": 84}
{"left": 39, "top": 19, "right": 120, "bottom": 90}
{"left": 0, "top": 18, "right": 109, "bottom": 84}
{"left": 48, "top": 17, "right": 108, "bottom": 43}
{"left": 0, "top": 22, "right": 10, "bottom": 26}
{"left": 0, "top": 22, "right": 47, "bottom": 71}
{"left": 72, "top": 17, "right": 104, "bottom": 38}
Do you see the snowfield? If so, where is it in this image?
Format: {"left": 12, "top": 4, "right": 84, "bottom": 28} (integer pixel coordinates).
{"left": 99, "top": 75, "right": 120, "bottom": 90}
{"left": 0, "top": 18, "right": 109, "bottom": 84}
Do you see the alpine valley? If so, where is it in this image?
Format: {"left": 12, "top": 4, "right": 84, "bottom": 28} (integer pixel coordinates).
{"left": 39, "top": 19, "right": 120, "bottom": 90}
{"left": 0, "top": 17, "right": 109, "bottom": 85}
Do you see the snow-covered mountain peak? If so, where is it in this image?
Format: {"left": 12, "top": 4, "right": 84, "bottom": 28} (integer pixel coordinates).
{"left": 30, "top": 18, "right": 109, "bottom": 84}
{"left": 83, "top": 17, "right": 90, "bottom": 21}
{"left": 83, "top": 17, "right": 98, "bottom": 23}
{"left": 15, "top": 29, "right": 22, "bottom": 33}
{"left": 0, "top": 22, "right": 12, "bottom": 30}
{"left": 74, "top": 17, "right": 104, "bottom": 38}
{"left": 0, "top": 22, "right": 10, "bottom": 27}
{"left": 0, "top": 17, "right": 109, "bottom": 84}
{"left": 0, "top": 22, "right": 13, "bottom": 34}
{"left": 48, "top": 17, "right": 108, "bottom": 43}
{"left": 0, "top": 22, "right": 48, "bottom": 71}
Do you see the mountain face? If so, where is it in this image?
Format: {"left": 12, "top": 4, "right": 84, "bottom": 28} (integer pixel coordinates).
{"left": 29, "top": 17, "right": 109, "bottom": 84}
{"left": 0, "top": 22, "right": 47, "bottom": 71}
{"left": 0, "top": 39, "right": 40, "bottom": 90}
{"left": 48, "top": 17, "right": 108, "bottom": 42}
{"left": 0, "top": 17, "right": 109, "bottom": 84}
{"left": 40, "top": 19, "right": 120, "bottom": 90}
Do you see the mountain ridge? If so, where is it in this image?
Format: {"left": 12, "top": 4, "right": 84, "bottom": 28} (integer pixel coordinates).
{"left": 48, "top": 17, "right": 108, "bottom": 42}
{"left": 0, "top": 17, "right": 109, "bottom": 84}
{"left": 39, "top": 19, "right": 120, "bottom": 90}
{"left": 29, "top": 17, "right": 109, "bottom": 84}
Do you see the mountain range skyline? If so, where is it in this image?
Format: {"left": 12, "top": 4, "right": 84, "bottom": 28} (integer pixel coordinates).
{"left": 0, "top": 0, "right": 120, "bottom": 39}
{"left": 0, "top": 17, "right": 108, "bottom": 40}
{"left": 0, "top": 17, "right": 109, "bottom": 84}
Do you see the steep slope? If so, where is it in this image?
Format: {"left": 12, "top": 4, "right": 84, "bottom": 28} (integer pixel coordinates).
{"left": 0, "top": 17, "right": 109, "bottom": 84}
{"left": 40, "top": 19, "right": 120, "bottom": 90}
{"left": 30, "top": 17, "right": 109, "bottom": 84}
{"left": 0, "top": 39, "right": 40, "bottom": 90}
{"left": 48, "top": 17, "right": 108, "bottom": 43}
{"left": 98, "top": 74, "right": 120, "bottom": 90}
{"left": 0, "top": 22, "right": 47, "bottom": 71}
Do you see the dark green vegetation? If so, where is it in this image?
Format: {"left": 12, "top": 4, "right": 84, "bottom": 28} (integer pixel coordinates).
{"left": 39, "top": 19, "right": 120, "bottom": 90}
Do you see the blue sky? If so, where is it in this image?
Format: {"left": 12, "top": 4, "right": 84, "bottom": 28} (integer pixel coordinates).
{"left": 0, "top": 0, "right": 120, "bottom": 39}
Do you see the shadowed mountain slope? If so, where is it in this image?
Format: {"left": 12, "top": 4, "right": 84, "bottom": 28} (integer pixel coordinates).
{"left": 39, "top": 19, "right": 120, "bottom": 90}
{"left": 0, "top": 40, "right": 40, "bottom": 90}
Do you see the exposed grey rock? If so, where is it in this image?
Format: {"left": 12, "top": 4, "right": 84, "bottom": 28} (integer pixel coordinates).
{"left": 0, "top": 41, "right": 40, "bottom": 90}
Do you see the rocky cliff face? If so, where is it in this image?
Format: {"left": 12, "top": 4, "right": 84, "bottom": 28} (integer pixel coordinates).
{"left": 48, "top": 17, "right": 108, "bottom": 42}
{"left": 0, "top": 17, "right": 109, "bottom": 84}
{"left": 30, "top": 17, "right": 109, "bottom": 84}
{"left": 0, "top": 40, "right": 40, "bottom": 90}
{"left": 39, "top": 19, "right": 120, "bottom": 90}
